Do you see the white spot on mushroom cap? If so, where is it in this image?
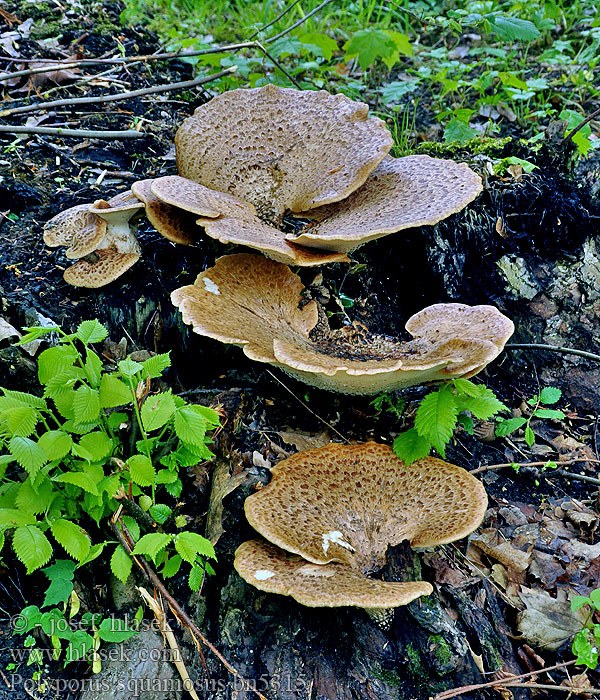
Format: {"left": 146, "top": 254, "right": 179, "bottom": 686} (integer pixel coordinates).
{"left": 322, "top": 530, "right": 354, "bottom": 555}
{"left": 254, "top": 569, "right": 276, "bottom": 580}
{"left": 202, "top": 277, "right": 220, "bottom": 295}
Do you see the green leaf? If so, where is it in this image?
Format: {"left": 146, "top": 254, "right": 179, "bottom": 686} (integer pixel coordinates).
{"left": 392, "top": 428, "right": 431, "bottom": 465}
{"left": 173, "top": 405, "right": 208, "bottom": 446}
{"left": 452, "top": 378, "right": 482, "bottom": 397}
{"left": 141, "top": 392, "right": 176, "bottom": 432}
{"left": 64, "top": 630, "right": 94, "bottom": 664}
{"left": 110, "top": 545, "right": 133, "bottom": 585}
{"left": 444, "top": 119, "right": 479, "bottom": 144}
{"left": 121, "top": 515, "right": 140, "bottom": 542}
{"left": 532, "top": 408, "right": 565, "bottom": 419}
{"left": 174, "top": 531, "right": 216, "bottom": 563}
{"left": 72, "top": 385, "right": 100, "bottom": 423}
{"left": 72, "top": 432, "right": 113, "bottom": 463}
{"left": 2, "top": 389, "right": 47, "bottom": 410}
{"left": 457, "top": 414, "right": 475, "bottom": 434}
{"left": 9, "top": 437, "right": 47, "bottom": 478}
{"left": 524, "top": 426, "right": 535, "bottom": 446}
{"left": 188, "top": 564, "right": 205, "bottom": 592}
{"left": 118, "top": 357, "right": 143, "bottom": 378}
{"left": 132, "top": 533, "right": 172, "bottom": 560}
{"left": 489, "top": 15, "right": 541, "bottom": 41}
{"left": 53, "top": 471, "right": 99, "bottom": 495}
{"left": 83, "top": 349, "right": 103, "bottom": 388}
{"left": 141, "top": 352, "right": 171, "bottom": 379}
{"left": 0, "top": 508, "right": 37, "bottom": 528}
{"left": 38, "top": 431, "right": 73, "bottom": 461}
{"left": 3, "top": 405, "right": 38, "bottom": 437}
{"left": 38, "top": 345, "right": 78, "bottom": 385}
{"left": 495, "top": 416, "right": 527, "bottom": 436}
{"left": 13, "top": 605, "right": 42, "bottom": 634}
{"left": 161, "top": 554, "right": 182, "bottom": 578}
{"left": 39, "top": 608, "right": 72, "bottom": 639}
{"left": 98, "top": 617, "right": 137, "bottom": 642}
{"left": 76, "top": 320, "right": 108, "bottom": 345}
{"left": 51, "top": 519, "right": 91, "bottom": 562}
{"left": 344, "top": 29, "right": 397, "bottom": 70}
{"left": 455, "top": 392, "right": 506, "bottom": 420}
{"left": 414, "top": 386, "right": 458, "bottom": 457}
{"left": 78, "top": 541, "right": 109, "bottom": 567}
{"left": 387, "top": 30, "right": 412, "bottom": 57}
{"left": 127, "top": 454, "right": 156, "bottom": 487}
{"left": 149, "top": 503, "right": 172, "bottom": 524}
{"left": 298, "top": 31, "right": 338, "bottom": 60}
{"left": 41, "top": 559, "right": 76, "bottom": 608}
{"left": 13, "top": 525, "right": 53, "bottom": 573}
{"left": 156, "top": 469, "right": 178, "bottom": 484}
{"left": 99, "top": 374, "right": 132, "bottom": 408}
{"left": 16, "top": 479, "right": 56, "bottom": 515}
{"left": 539, "top": 387, "right": 562, "bottom": 405}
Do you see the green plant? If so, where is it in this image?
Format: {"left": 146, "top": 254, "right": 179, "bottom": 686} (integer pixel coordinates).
{"left": 496, "top": 386, "right": 564, "bottom": 447}
{"left": 571, "top": 590, "right": 600, "bottom": 669}
{"left": 0, "top": 319, "right": 220, "bottom": 670}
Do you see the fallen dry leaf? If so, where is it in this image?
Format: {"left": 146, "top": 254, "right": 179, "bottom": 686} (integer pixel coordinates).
{"left": 471, "top": 531, "right": 531, "bottom": 572}
{"left": 517, "top": 587, "right": 587, "bottom": 651}
{"left": 205, "top": 458, "right": 248, "bottom": 545}
{"left": 276, "top": 429, "right": 330, "bottom": 452}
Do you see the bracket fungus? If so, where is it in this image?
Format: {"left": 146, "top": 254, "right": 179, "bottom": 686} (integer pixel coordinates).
{"left": 171, "top": 253, "right": 514, "bottom": 394}
{"left": 234, "top": 442, "right": 487, "bottom": 620}
{"left": 44, "top": 191, "right": 143, "bottom": 287}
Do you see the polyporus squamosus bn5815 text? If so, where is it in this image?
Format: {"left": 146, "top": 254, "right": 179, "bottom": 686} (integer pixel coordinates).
{"left": 171, "top": 253, "right": 514, "bottom": 394}
{"left": 234, "top": 442, "right": 487, "bottom": 623}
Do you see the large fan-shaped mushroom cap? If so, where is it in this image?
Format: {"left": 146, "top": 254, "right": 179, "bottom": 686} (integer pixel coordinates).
{"left": 243, "top": 442, "right": 488, "bottom": 574}
{"left": 288, "top": 155, "right": 483, "bottom": 253}
{"left": 171, "top": 253, "right": 514, "bottom": 394}
{"left": 174, "top": 85, "right": 393, "bottom": 224}
{"left": 234, "top": 539, "right": 433, "bottom": 609}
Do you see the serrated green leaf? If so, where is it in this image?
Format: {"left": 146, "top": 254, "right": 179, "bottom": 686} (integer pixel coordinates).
{"left": 72, "top": 432, "right": 113, "bottom": 463}
{"left": 164, "top": 479, "right": 182, "bottom": 498}
{"left": 121, "top": 515, "right": 140, "bottom": 542}
{"left": 173, "top": 405, "right": 208, "bottom": 446}
{"left": 189, "top": 404, "right": 220, "bottom": 429}
{"left": 9, "top": 436, "right": 47, "bottom": 478}
{"left": 38, "top": 345, "right": 78, "bottom": 385}
{"left": 188, "top": 564, "right": 205, "bottom": 592}
{"left": 83, "top": 349, "right": 103, "bottom": 388}
{"left": 455, "top": 393, "right": 506, "bottom": 420}
{"left": 2, "top": 390, "right": 47, "bottom": 411}
{"left": 50, "top": 388, "right": 75, "bottom": 420}
{"left": 444, "top": 119, "right": 479, "bottom": 144}
{"left": 495, "top": 416, "right": 527, "bottom": 436}
{"left": 0, "top": 508, "right": 37, "bottom": 529}
{"left": 141, "top": 392, "right": 176, "bottom": 432}
{"left": 532, "top": 408, "right": 565, "bottom": 419}
{"left": 539, "top": 387, "right": 562, "bottom": 405}
{"left": 38, "top": 431, "right": 73, "bottom": 461}
{"left": 99, "top": 374, "right": 132, "bottom": 408}
{"left": 41, "top": 559, "right": 76, "bottom": 608}
{"left": 344, "top": 29, "right": 397, "bottom": 70}
{"left": 298, "top": 31, "right": 338, "bottom": 60}
{"left": 489, "top": 15, "right": 540, "bottom": 41}
{"left": 452, "top": 378, "right": 482, "bottom": 397}
{"left": 53, "top": 471, "right": 99, "bottom": 495}
{"left": 141, "top": 352, "right": 171, "bottom": 379}
{"left": 98, "top": 617, "right": 137, "bottom": 642}
{"left": 392, "top": 428, "right": 431, "bottom": 465}
{"left": 156, "top": 469, "right": 178, "bottom": 484}
{"left": 76, "top": 320, "right": 108, "bottom": 345}
{"left": 3, "top": 405, "right": 38, "bottom": 437}
{"left": 127, "top": 454, "right": 156, "bottom": 487}
{"left": 414, "top": 386, "right": 458, "bottom": 457}
{"left": 16, "top": 479, "right": 56, "bottom": 515}
{"left": 64, "top": 629, "right": 94, "bottom": 664}
{"left": 457, "top": 413, "right": 475, "bottom": 434}
{"left": 51, "top": 519, "right": 91, "bottom": 562}
{"left": 110, "top": 545, "right": 133, "bottom": 585}
{"left": 174, "top": 531, "right": 216, "bottom": 563}
{"left": 118, "top": 357, "right": 143, "bottom": 378}
{"left": 13, "top": 525, "right": 53, "bottom": 573}
{"left": 132, "top": 533, "right": 172, "bottom": 559}
{"left": 72, "top": 385, "right": 100, "bottom": 423}
{"left": 77, "top": 541, "right": 109, "bottom": 567}
{"left": 149, "top": 503, "right": 172, "bottom": 524}
{"left": 161, "top": 554, "right": 182, "bottom": 578}
{"left": 525, "top": 426, "right": 535, "bottom": 446}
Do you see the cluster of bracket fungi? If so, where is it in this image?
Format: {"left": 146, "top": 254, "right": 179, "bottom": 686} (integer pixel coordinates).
{"left": 44, "top": 85, "right": 511, "bottom": 614}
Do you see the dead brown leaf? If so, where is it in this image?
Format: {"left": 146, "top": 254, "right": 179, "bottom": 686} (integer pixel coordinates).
{"left": 516, "top": 587, "right": 587, "bottom": 650}
{"left": 276, "top": 429, "right": 330, "bottom": 452}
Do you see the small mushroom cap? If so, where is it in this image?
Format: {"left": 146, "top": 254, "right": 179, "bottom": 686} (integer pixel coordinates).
{"left": 171, "top": 253, "right": 514, "bottom": 394}
{"left": 244, "top": 442, "right": 488, "bottom": 573}
{"left": 63, "top": 250, "right": 139, "bottom": 288}
{"left": 234, "top": 539, "right": 433, "bottom": 608}
{"left": 151, "top": 176, "right": 348, "bottom": 266}
{"left": 175, "top": 85, "right": 393, "bottom": 223}
{"left": 289, "top": 155, "right": 483, "bottom": 253}
{"left": 43, "top": 203, "right": 107, "bottom": 260}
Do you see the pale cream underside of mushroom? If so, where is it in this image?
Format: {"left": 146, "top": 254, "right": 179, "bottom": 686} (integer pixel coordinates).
{"left": 89, "top": 197, "right": 143, "bottom": 257}
{"left": 150, "top": 175, "right": 349, "bottom": 266}
{"left": 171, "top": 253, "right": 514, "bottom": 394}
{"left": 174, "top": 84, "right": 393, "bottom": 223}
{"left": 244, "top": 442, "right": 488, "bottom": 573}
{"left": 234, "top": 539, "right": 433, "bottom": 608}
{"left": 288, "top": 155, "right": 484, "bottom": 253}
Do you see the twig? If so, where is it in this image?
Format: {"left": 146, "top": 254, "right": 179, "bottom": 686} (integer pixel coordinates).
{"left": 433, "top": 660, "right": 577, "bottom": 699}
{"left": 564, "top": 106, "right": 600, "bottom": 142}
{"left": 0, "top": 67, "right": 237, "bottom": 118}
{"left": 500, "top": 682, "right": 600, "bottom": 694}
{"left": 265, "top": 368, "right": 349, "bottom": 443}
{"left": 471, "top": 457, "right": 600, "bottom": 475}
{"left": 254, "top": 42, "right": 301, "bottom": 88}
{"left": 507, "top": 343, "right": 600, "bottom": 363}
{"left": 265, "top": 0, "right": 338, "bottom": 43}
{"left": 247, "top": 0, "right": 304, "bottom": 40}
{"left": 109, "top": 515, "right": 268, "bottom": 700}
{"left": 0, "top": 125, "right": 144, "bottom": 138}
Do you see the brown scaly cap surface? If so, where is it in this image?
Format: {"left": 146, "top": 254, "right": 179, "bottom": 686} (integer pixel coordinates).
{"left": 244, "top": 442, "right": 488, "bottom": 573}
{"left": 174, "top": 85, "right": 393, "bottom": 224}
{"left": 171, "top": 253, "right": 514, "bottom": 394}
{"left": 234, "top": 539, "right": 433, "bottom": 608}
{"left": 289, "top": 155, "right": 483, "bottom": 253}
{"left": 63, "top": 250, "right": 139, "bottom": 288}
{"left": 43, "top": 203, "right": 107, "bottom": 259}
{"left": 150, "top": 176, "right": 349, "bottom": 266}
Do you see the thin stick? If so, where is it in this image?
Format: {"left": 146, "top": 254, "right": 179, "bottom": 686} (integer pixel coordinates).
{"left": 501, "top": 682, "right": 600, "bottom": 694}
{"left": 265, "top": 0, "right": 338, "bottom": 43}
{"left": 0, "top": 67, "right": 237, "bottom": 118}
{"left": 433, "top": 660, "right": 577, "bottom": 699}
{"left": 110, "top": 516, "right": 268, "bottom": 700}
{"left": 0, "top": 125, "right": 144, "bottom": 138}
{"left": 507, "top": 343, "right": 600, "bottom": 363}
{"left": 265, "top": 369, "right": 349, "bottom": 443}
{"left": 564, "top": 106, "right": 600, "bottom": 142}
{"left": 471, "top": 458, "right": 600, "bottom": 475}
{"left": 247, "top": 0, "right": 303, "bottom": 40}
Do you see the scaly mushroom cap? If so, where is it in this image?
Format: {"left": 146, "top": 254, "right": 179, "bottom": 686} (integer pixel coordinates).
{"left": 234, "top": 539, "right": 433, "bottom": 608}
{"left": 43, "top": 203, "right": 107, "bottom": 259}
{"left": 171, "top": 253, "right": 514, "bottom": 394}
{"left": 244, "top": 442, "right": 488, "bottom": 573}
{"left": 174, "top": 85, "right": 393, "bottom": 224}
{"left": 289, "top": 155, "right": 484, "bottom": 253}
{"left": 63, "top": 250, "right": 139, "bottom": 288}
{"left": 149, "top": 175, "right": 349, "bottom": 266}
